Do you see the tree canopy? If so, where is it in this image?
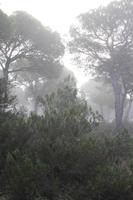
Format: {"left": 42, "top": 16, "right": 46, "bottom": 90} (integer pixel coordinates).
{"left": 1, "top": 2, "right": 133, "bottom": 199}
{"left": 69, "top": 0, "right": 133, "bottom": 130}
{"left": 0, "top": 9, "right": 64, "bottom": 108}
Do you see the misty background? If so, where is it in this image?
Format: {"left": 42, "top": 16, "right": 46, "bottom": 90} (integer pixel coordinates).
{"left": 1, "top": 0, "right": 133, "bottom": 200}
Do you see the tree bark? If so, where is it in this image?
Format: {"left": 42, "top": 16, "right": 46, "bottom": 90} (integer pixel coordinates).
{"left": 111, "top": 73, "right": 126, "bottom": 131}
{"left": 3, "top": 61, "right": 10, "bottom": 104}
{"left": 114, "top": 90, "right": 125, "bottom": 131}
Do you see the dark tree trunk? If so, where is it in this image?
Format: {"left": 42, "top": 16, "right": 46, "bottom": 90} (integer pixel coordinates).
{"left": 1, "top": 60, "right": 11, "bottom": 110}
{"left": 3, "top": 69, "right": 9, "bottom": 102}
{"left": 2, "top": 67, "right": 9, "bottom": 110}
{"left": 111, "top": 73, "right": 126, "bottom": 131}
{"left": 114, "top": 90, "right": 125, "bottom": 131}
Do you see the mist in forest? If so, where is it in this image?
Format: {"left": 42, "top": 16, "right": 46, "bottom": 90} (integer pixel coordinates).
{"left": 1, "top": 1, "right": 133, "bottom": 200}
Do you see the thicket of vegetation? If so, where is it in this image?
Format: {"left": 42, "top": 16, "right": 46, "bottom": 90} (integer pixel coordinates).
{"left": 1, "top": 0, "right": 133, "bottom": 199}
{"left": 1, "top": 84, "right": 133, "bottom": 200}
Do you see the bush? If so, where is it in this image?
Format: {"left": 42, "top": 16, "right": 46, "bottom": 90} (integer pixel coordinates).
{"left": 1, "top": 85, "right": 133, "bottom": 200}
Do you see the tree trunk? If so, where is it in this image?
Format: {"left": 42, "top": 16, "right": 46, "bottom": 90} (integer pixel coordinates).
{"left": 1, "top": 66, "right": 9, "bottom": 111}
{"left": 114, "top": 90, "right": 125, "bottom": 131}
{"left": 111, "top": 73, "right": 126, "bottom": 131}
{"left": 1, "top": 59, "right": 11, "bottom": 111}
{"left": 3, "top": 69, "right": 9, "bottom": 102}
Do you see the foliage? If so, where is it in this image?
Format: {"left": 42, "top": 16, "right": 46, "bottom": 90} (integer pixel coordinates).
{"left": 0, "top": 83, "right": 133, "bottom": 200}
{"left": 0, "top": 9, "right": 64, "bottom": 109}
{"left": 1, "top": 1, "right": 133, "bottom": 200}
{"left": 14, "top": 67, "right": 75, "bottom": 113}
{"left": 69, "top": 0, "right": 133, "bottom": 130}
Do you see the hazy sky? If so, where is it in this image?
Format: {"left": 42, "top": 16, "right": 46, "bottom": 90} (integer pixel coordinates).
{"left": 1, "top": 0, "right": 112, "bottom": 34}
{"left": 0, "top": 0, "right": 113, "bottom": 86}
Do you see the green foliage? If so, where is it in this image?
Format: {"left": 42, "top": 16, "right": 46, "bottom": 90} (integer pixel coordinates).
{"left": 0, "top": 82, "right": 133, "bottom": 200}
{"left": 69, "top": 0, "right": 133, "bottom": 129}
{"left": 1, "top": 2, "right": 133, "bottom": 199}
{"left": 4, "top": 151, "right": 37, "bottom": 200}
{"left": 0, "top": 9, "right": 64, "bottom": 111}
{"left": 38, "top": 79, "right": 101, "bottom": 140}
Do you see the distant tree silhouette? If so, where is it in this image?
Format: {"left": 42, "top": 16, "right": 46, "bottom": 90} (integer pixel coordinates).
{"left": 69, "top": 0, "right": 133, "bottom": 131}
{"left": 0, "top": 9, "right": 64, "bottom": 106}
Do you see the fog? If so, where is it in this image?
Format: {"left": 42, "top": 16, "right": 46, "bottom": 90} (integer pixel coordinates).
{"left": 1, "top": 0, "right": 133, "bottom": 199}
{"left": 0, "top": 0, "right": 112, "bottom": 85}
